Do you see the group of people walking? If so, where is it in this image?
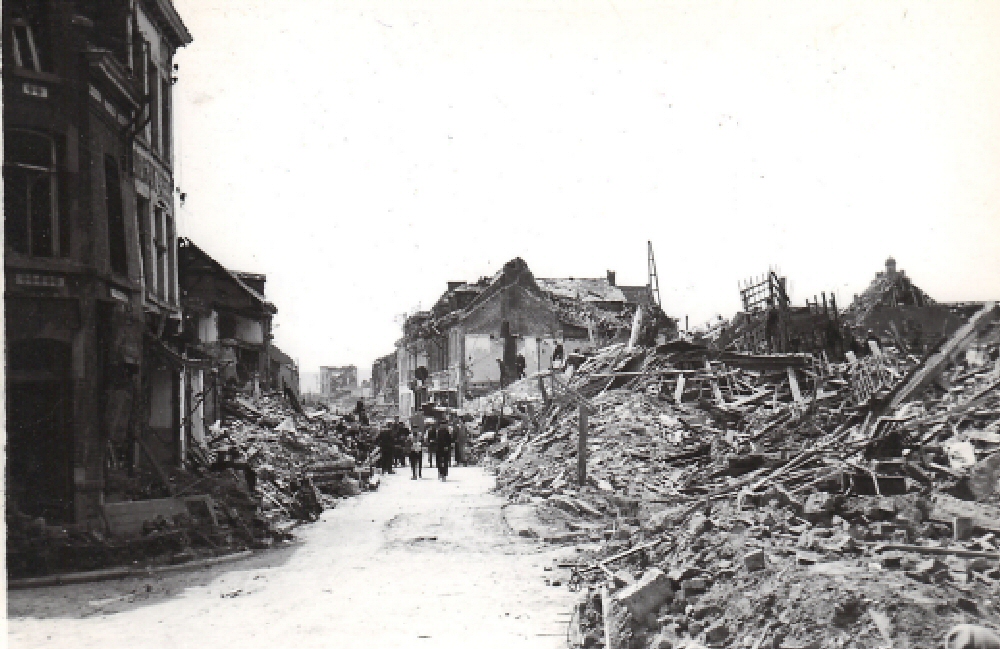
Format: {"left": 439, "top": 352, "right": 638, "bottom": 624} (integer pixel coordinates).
{"left": 376, "top": 417, "right": 466, "bottom": 482}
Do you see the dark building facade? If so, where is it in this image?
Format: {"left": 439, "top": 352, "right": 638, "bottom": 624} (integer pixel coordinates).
{"left": 4, "top": 0, "right": 191, "bottom": 525}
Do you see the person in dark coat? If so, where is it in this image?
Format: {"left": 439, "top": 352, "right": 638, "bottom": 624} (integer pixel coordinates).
{"left": 436, "top": 425, "right": 453, "bottom": 481}
{"left": 408, "top": 429, "right": 423, "bottom": 479}
{"left": 376, "top": 427, "right": 395, "bottom": 474}
{"left": 426, "top": 425, "right": 437, "bottom": 468}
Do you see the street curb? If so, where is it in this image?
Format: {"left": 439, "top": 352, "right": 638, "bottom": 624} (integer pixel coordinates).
{"left": 8, "top": 549, "right": 255, "bottom": 590}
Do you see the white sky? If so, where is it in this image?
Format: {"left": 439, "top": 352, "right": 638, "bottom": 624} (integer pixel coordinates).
{"left": 171, "top": 0, "right": 1000, "bottom": 379}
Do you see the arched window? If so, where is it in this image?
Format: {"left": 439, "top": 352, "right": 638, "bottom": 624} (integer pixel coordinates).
{"left": 4, "top": 129, "right": 60, "bottom": 257}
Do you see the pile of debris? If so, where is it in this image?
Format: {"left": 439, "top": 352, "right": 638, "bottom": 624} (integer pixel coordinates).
{"left": 480, "top": 303, "right": 1000, "bottom": 648}
{"left": 6, "top": 391, "right": 379, "bottom": 580}
{"left": 183, "top": 390, "right": 382, "bottom": 534}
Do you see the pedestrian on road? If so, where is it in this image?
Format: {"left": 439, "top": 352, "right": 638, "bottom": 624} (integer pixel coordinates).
{"left": 408, "top": 429, "right": 423, "bottom": 479}
{"left": 426, "top": 425, "right": 437, "bottom": 468}
{"left": 394, "top": 425, "right": 408, "bottom": 468}
{"left": 376, "top": 426, "right": 394, "bottom": 475}
{"left": 436, "top": 424, "right": 453, "bottom": 481}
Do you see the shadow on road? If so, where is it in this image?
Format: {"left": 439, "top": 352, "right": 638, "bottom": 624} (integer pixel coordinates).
{"left": 7, "top": 539, "right": 304, "bottom": 620}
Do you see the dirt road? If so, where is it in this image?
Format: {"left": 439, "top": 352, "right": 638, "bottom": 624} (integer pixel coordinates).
{"left": 8, "top": 467, "right": 579, "bottom": 649}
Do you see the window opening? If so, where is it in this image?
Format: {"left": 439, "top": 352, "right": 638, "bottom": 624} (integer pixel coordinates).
{"left": 11, "top": 21, "right": 41, "bottom": 72}
{"left": 154, "top": 205, "right": 167, "bottom": 299}
{"left": 137, "top": 196, "right": 152, "bottom": 289}
{"left": 104, "top": 155, "right": 128, "bottom": 275}
{"left": 4, "top": 129, "right": 59, "bottom": 256}
{"left": 148, "top": 60, "right": 160, "bottom": 153}
{"left": 161, "top": 76, "right": 171, "bottom": 160}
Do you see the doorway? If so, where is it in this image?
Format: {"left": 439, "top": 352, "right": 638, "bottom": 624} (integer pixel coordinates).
{"left": 6, "top": 339, "right": 74, "bottom": 522}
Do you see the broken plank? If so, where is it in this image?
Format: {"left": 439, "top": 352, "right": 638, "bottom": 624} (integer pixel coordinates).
{"left": 888, "top": 302, "right": 999, "bottom": 410}
{"left": 876, "top": 544, "right": 1000, "bottom": 560}
{"left": 787, "top": 367, "right": 803, "bottom": 405}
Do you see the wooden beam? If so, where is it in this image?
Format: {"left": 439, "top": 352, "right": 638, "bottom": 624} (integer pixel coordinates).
{"left": 674, "top": 375, "right": 686, "bottom": 403}
{"left": 537, "top": 375, "right": 550, "bottom": 405}
{"left": 787, "top": 367, "right": 803, "bottom": 405}
{"left": 889, "top": 302, "right": 998, "bottom": 410}
{"left": 600, "top": 585, "right": 618, "bottom": 649}
{"left": 578, "top": 404, "right": 588, "bottom": 486}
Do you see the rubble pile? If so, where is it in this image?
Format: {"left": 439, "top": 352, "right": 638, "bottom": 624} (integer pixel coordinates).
{"left": 6, "top": 391, "right": 378, "bottom": 580}
{"left": 195, "top": 392, "right": 378, "bottom": 525}
{"left": 481, "top": 304, "right": 1000, "bottom": 648}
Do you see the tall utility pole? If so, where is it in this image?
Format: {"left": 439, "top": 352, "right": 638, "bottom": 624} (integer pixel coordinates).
{"left": 647, "top": 241, "right": 662, "bottom": 308}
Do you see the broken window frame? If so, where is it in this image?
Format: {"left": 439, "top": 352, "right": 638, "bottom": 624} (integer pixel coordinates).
{"left": 148, "top": 53, "right": 160, "bottom": 154}
{"left": 137, "top": 195, "right": 153, "bottom": 290}
{"left": 104, "top": 155, "right": 129, "bottom": 276}
{"left": 4, "top": 129, "right": 61, "bottom": 257}
{"left": 161, "top": 73, "right": 171, "bottom": 161}
{"left": 154, "top": 204, "right": 167, "bottom": 299}
{"left": 165, "top": 211, "right": 176, "bottom": 304}
{"left": 10, "top": 20, "right": 42, "bottom": 72}
{"left": 141, "top": 39, "right": 153, "bottom": 144}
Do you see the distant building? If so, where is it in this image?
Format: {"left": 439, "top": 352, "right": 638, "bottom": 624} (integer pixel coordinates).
{"left": 177, "top": 238, "right": 277, "bottom": 448}
{"left": 392, "top": 258, "right": 672, "bottom": 417}
{"left": 719, "top": 269, "right": 843, "bottom": 357}
{"left": 269, "top": 345, "right": 300, "bottom": 399}
{"left": 320, "top": 365, "right": 358, "bottom": 396}
{"left": 371, "top": 351, "right": 399, "bottom": 408}
{"left": 842, "top": 257, "right": 984, "bottom": 353}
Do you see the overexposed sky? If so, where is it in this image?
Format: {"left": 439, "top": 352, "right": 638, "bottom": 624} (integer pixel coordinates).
{"left": 171, "top": 0, "right": 1000, "bottom": 378}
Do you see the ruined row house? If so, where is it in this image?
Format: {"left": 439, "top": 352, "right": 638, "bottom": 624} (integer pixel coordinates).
{"left": 4, "top": 0, "right": 297, "bottom": 529}
{"left": 390, "top": 258, "right": 668, "bottom": 417}
{"left": 4, "top": 0, "right": 192, "bottom": 525}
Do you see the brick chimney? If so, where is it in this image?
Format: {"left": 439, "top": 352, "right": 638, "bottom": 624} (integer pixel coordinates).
{"left": 885, "top": 257, "right": 897, "bottom": 278}
{"left": 606, "top": 270, "right": 616, "bottom": 286}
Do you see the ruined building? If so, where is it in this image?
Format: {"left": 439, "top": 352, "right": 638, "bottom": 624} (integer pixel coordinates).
{"left": 842, "top": 257, "right": 984, "bottom": 353}
{"left": 320, "top": 365, "right": 358, "bottom": 396}
{"left": 719, "top": 269, "right": 844, "bottom": 358}
{"left": 175, "top": 238, "right": 281, "bottom": 447}
{"left": 370, "top": 351, "right": 399, "bottom": 408}
{"left": 392, "top": 258, "right": 670, "bottom": 416}
{"left": 4, "top": 0, "right": 191, "bottom": 523}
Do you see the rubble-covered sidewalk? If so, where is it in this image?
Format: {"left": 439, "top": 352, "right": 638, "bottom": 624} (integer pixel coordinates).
{"left": 7, "top": 390, "right": 378, "bottom": 582}
{"left": 473, "top": 303, "right": 1000, "bottom": 649}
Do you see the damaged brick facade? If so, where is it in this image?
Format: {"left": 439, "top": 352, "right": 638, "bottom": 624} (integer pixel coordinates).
{"left": 4, "top": 0, "right": 191, "bottom": 525}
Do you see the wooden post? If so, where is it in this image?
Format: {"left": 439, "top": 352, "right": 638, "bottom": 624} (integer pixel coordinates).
{"left": 674, "top": 375, "right": 686, "bottom": 403}
{"left": 578, "top": 404, "right": 588, "bottom": 486}
{"left": 600, "top": 585, "right": 619, "bottom": 649}
{"left": 787, "top": 367, "right": 803, "bottom": 405}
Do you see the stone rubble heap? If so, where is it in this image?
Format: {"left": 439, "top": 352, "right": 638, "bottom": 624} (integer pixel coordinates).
{"left": 6, "top": 391, "right": 378, "bottom": 580}
{"left": 478, "top": 303, "right": 1000, "bottom": 649}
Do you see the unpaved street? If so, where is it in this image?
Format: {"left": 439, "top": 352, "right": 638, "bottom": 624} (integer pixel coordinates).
{"left": 8, "top": 467, "right": 578, "bottom": 649}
